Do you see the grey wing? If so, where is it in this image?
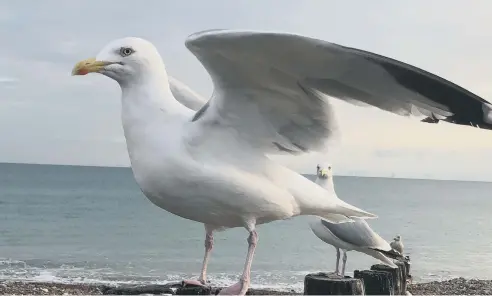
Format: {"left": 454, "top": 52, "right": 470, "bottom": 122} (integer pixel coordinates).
{"left": 321, "top": 218, "right": 391, "bottom": 250}
{"left": 184, "top": 30, "right": 492, "bottom": 156}
{"left": 168, "top": 76, "right": 208, "bottom": 111}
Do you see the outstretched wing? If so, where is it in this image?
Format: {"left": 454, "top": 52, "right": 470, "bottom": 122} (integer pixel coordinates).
{"left": 185, "top": 30, "right": 492, "bottom": 155}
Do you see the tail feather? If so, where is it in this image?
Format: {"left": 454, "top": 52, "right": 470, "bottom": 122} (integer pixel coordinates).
{"left": 333, "top": 198, "right": 378, "bottom": 219}
{"left": 277, "top": 166, "right": 378, "bottom": 222}
{"left": 316, "top": 200, "right": 377, "bottom": 224}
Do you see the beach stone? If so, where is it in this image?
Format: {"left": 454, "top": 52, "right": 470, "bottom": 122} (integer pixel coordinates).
{"left": 5, "top": 278, "right": 492, "bottom": 295}
{"left": 408, "top": 277, "right": 492, "bottom": 295}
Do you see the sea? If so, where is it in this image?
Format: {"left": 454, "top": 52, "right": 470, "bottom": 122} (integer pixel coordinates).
{"left": 1, "top": 163, "right": 491, "bottom": 292}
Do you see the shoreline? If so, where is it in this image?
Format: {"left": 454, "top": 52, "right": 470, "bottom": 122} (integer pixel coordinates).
{"left": 2, "top": 278, "right": 492, "bottom": 295}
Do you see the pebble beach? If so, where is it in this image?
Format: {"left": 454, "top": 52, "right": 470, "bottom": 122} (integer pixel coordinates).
{"left": 2, "top": 278, "right": 492, "bottom": 295}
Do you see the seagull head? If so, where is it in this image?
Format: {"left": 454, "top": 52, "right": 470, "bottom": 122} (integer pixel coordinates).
{"left": 316, "top": 164, "right": 333, "bottom": 179}
{"left": 71, "top": 37, "right": 165, "bottom": 85}
{"left": 394, "top": 235, "right": 402, "bottom": 241}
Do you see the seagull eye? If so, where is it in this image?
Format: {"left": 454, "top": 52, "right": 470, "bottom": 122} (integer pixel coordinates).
{"left": 120, "top": 47, "right": 135, "bottom": 57}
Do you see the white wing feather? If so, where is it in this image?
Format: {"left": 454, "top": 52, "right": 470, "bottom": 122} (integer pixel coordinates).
{"left": 184, "top": 30, "right": 492, "bottom": 155}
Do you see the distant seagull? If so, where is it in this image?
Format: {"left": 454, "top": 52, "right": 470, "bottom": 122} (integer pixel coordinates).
{"left": 391, "top": 235, "right": 404, "bottom": 254}
{"left": 309, "top": 164, "right": 404, "bottom": 276}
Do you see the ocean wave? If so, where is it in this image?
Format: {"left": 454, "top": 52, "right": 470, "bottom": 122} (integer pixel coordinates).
{"left": 0, "top": 258, "right": 304, "bottom": 292}
{"left": 0, "top": 257, "right": 472, "bottom": 291}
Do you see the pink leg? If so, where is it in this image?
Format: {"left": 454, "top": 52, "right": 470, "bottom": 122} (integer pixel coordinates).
{"left": 219, "top": 230, "right": 258, "bottom": 295}
{"left": 198, "top": 229, "right": 214, "bottom": 283}
{"left": 182, "top": 225, "right": 214, "bottom": 287}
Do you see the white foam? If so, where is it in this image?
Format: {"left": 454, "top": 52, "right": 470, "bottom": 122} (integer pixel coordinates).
{"left": 5, "top": 258, "right": 458, "bottom": 292}
{"left": 0, "top": 265, "right": 303, "bottom": 292}
{"left": 32, "top": 270, "right": 59, "bottom": 282}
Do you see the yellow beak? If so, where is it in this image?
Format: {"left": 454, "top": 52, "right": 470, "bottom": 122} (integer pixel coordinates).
{"left": 320, "top": 169, "right": 328, "bottom": 177}
{"left": 71, "top": 58, "right": 112, "bottom": 76}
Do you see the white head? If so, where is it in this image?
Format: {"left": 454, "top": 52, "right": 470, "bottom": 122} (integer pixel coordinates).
{"left": 316, "top": 163, "right": 333, "bottom": 179}
{"left": 71, "top": 37, "right": 166, "bottom": 86}
{"left": 394, "top": 235, "right": 402, "bottom": 241}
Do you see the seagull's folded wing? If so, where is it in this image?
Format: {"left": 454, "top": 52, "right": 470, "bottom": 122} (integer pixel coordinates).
{"left": 321, "top": 218, "right": 391, "bottom": 250}
{"left": 168, "top": 76, "right": 208, "bottom": 111}
{"left": 185, "top": 30, "right": 492, "bottom": 155}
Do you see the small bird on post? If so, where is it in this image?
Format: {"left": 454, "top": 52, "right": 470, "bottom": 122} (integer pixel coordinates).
{"left": 391, "top": 235, "right": 404, "bottom": 254}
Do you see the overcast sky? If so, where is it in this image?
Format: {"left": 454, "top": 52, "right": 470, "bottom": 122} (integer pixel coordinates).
{"left": 1, "top": 0, "right": 492, "bottom": 181}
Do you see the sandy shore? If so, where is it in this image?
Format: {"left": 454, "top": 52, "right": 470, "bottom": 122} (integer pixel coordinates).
{"left": 2, "top": 278, "right": 492, "bottom": 295}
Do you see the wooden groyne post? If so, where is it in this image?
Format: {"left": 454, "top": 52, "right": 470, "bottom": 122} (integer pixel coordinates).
{"left": 304, "top": 272, "right": 364, "bottom": 295}
{"left": 305, "top": 256, "right": 411, "bottom": 295}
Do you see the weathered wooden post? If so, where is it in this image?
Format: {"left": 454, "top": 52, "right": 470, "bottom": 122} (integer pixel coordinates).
{"left": 395, "top": 260, "right": 408, "bottom": 294}
{"left": 101, "top": 283, "right": 179, "bottom": 295}
{"left": 176, "top": 285, "right": 212, "bottom": 295}
{"left": 404, "top": 256, "right": 411, "bottom": 279}
{"left": 304, "top": 272, "right": 364, "bottom": 295}
{"left": 371, "top": 264, "right": 403, "bottom": 295}
{"left": 354, "top": 269, "right": 394, "bottom": 295}
{"left": 404, "top": 256, "right": 412, "bottom": 274}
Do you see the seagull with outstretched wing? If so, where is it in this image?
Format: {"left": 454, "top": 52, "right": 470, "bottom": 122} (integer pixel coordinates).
{"left": 71, "top": 30, "right": 491, "bottom": 295}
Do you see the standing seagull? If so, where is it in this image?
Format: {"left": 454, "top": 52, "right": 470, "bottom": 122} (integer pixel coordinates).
{"left": 309, "top": 164, "right": 404, "bottom": 276}
{"left": 71, "top": 30, "right": 491, "bottom": 295}
{"left": 391, "top": 235, "right": 404, "bottom": 254}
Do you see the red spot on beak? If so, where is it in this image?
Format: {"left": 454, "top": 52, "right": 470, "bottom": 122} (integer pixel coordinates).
{"left": 78, "top": 68, "right": 89, "bottom": 75}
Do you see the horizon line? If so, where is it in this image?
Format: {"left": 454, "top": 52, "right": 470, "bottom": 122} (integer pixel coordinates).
{"left": 1, "top": 161, "right": 490, "bottom": 184}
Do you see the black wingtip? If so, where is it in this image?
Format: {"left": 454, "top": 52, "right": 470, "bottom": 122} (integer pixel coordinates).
{"left": 421, "top": 117, "right": 439, "bottom": 124}
{"left": 357, "top": 52, "right": 492, "bottom": 132}
{"left": 371, "top": 248, "right": 406, "bottom": 261}
{"left": 420, "top": 107, "right": 492, "bottom": 130}
{"left": 440, "top": 117, "right": 492, "bottom": 130}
